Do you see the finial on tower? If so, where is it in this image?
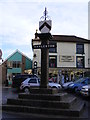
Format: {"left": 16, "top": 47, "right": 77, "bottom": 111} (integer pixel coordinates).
{"left": 44, "top": 7, "right": 48, "bottom": 20}
{"left": 40, "top": 7, "right": 50, "bottom": 21}
{"left": 39, "top": 7, "right": 52, "bottom": 33}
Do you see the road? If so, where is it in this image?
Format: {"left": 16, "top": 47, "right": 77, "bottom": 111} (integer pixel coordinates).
{"left": 2, "top": 87, "right": 18, "bottom": 104}
{"left": 1, "top": 87, "right": 90, "bottom": 120}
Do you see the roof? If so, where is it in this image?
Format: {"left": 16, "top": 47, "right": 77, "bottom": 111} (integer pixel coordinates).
{"left": 32, "top": 34, "right": 90, "bottom": 43}
{"left": 51, "top": 35, "right": 90, "bottom": 43}
{"left": 3, "top": 49, "right": 32, "bottom": 63}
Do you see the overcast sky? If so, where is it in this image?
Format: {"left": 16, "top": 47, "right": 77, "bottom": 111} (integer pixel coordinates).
{"left": 0, "top": 0, "right": 89, "bottom": 60}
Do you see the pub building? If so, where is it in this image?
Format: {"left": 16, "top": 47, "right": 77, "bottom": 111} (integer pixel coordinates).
{"left": 32, "top": 32, "right": 90, "bottom": 82}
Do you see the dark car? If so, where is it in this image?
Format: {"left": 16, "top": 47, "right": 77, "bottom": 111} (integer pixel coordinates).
{"left": 68, "top": 77, "right": 90, "bottom": 92}
{"left": 12, "top": 74, "right": 38, "bottom": 89}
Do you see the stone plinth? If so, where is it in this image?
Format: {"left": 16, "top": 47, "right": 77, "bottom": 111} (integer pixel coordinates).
{"left": 29, "top": 88, "right": 59, "bottom": 94}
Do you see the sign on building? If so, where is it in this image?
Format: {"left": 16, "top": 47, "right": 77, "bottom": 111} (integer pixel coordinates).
{"left": 60, "top": 55, "right": 74, "bottom": 62}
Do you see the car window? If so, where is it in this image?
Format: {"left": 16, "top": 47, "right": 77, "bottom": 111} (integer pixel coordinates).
{"left": 28, "top": 78, "right": 37, "bottom": 83}
{"left": 38, "top": 79, "right": 40, "bottom": 83}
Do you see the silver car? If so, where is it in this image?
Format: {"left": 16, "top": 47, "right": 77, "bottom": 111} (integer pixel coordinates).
{"left": 80, "top": 84, "right": 90, "bottom": 97}
{"left": 20, "top": 77, "right": 61, "bottom": 93}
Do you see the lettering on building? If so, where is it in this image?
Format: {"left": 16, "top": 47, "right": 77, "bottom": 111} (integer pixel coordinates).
{"left": 60, "top": 55, "right": 74, "bottom": 62}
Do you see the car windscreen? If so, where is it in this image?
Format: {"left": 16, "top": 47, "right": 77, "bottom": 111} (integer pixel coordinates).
{"left": 74, "top": 78, "right": 86, "bottom": 83}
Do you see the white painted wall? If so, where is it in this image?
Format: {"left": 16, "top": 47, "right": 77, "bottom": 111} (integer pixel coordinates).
{"left": 33, "top": 40, "right": 89, "bottom": 69}
{"left": 33, "top": 40, "right": 41, "bottom": 68}
{"left": 57, "top": 42, "right": 76, "bottom": 67}
{"left": 33, "top": 49, "right": 41, "bottom": 67}
{"left": 84, "top": 44, "right": 88, "bottom": 68}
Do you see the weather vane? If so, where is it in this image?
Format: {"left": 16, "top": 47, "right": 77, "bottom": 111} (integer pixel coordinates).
{"left": 40, "top": 7, "right": 50, "bottom": 20}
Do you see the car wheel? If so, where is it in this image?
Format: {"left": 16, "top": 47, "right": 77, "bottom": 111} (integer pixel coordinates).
{"left": 24, "top": 87, "right": 30, "bottom": 93}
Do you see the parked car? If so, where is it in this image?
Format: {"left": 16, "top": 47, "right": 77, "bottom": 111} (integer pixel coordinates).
{"left": 12, "top": 74, "right": 38, "bottom": 89}
{"left": 68, "top": 77, "right": 90, "bottom": 92}
{"left": 62, "top": 81, "right": 73, "bottom": 90}
{"left": 80, "top": 84, "right": 90, "bottom": 97}
{"left": 20, "top": 77, "right": 61, "bottom": 93}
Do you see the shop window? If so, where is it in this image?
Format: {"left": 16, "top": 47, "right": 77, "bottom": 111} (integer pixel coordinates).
{"left": 49, "top": 42, "right": 57, "bottom": 53}
{"left": 76, "top": 44, "right": 84, "bottom": 54}
{"left": 49, "top": 56, "right": 57, "bottom": 68}
{"left": 76, "top": 56, "right": 84, "bottom": 68}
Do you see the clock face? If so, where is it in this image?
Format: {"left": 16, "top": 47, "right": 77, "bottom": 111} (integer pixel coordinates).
{"left": 0, "top": 49, "right": 2, "bottom": 59}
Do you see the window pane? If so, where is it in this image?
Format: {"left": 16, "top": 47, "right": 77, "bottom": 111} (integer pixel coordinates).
{"left": 12, "top": 61, "right": 21, "bottom": 68}
{"left": 7, "top": 61, "right": 12, "bottom": 68}
{"left": 49, "top": 42, "right": 57, "bottom": 53}
{"left": 17, "top": 61, "right": 21, "bottom": 68}
{"left": 76, "top": 44, "right": 84, "bottom": 54}
{"left": 49, "top": 56, "right": 57, "bottom": 68}
{"left": 76, "top": 56, "right": 84, "bottom": 68}
{"left": 13, "top": 61, "right": 16, "bottom": 68}
{"left": 29, "top": 79, "right": 37, "bottom": 83}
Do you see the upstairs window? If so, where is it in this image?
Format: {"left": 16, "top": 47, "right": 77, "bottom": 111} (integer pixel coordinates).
{"left": 12, "top": 61, "right": 21, "bottom": 68}
{"left": 7, "top": 61, "right": 12, "bottom": 68}
{"left": 49, "top": 56, "right": 57, "bottom": 68}
{"left": 49, "top": 42, "right": 57, "bottom": 53}
{"left": 76, "top": 44, "right": 84, "bottom": 54}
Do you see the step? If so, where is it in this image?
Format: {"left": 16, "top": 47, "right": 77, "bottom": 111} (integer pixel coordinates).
{"left": 28, "top": 88, "right": 59, "bottom": 94}
{"left": 70, "top": 99, "right": 85, "bottom": 116}
{"left": 2, "top": 102, "right": 84, "bottom": 117}
{"left": 2, "top": 111, "right": 88, "bottom": 120}
{"left": 18, "top": 92, "right": 68, "bottom": 101}
{"left": 7, "top": 96, "right": 77, "bottom": 109}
